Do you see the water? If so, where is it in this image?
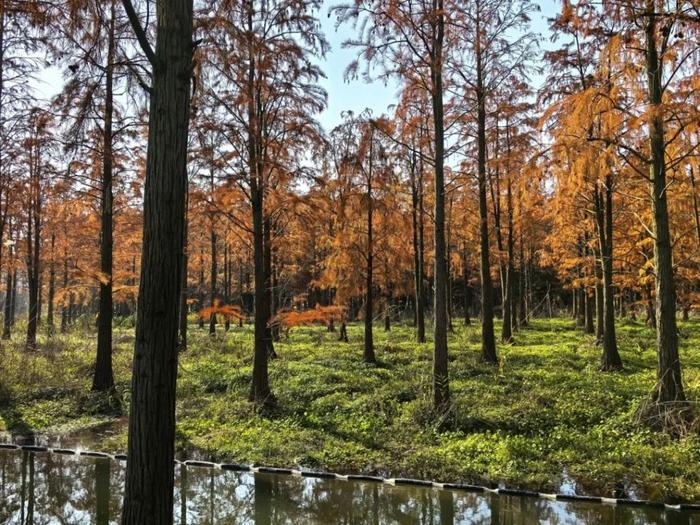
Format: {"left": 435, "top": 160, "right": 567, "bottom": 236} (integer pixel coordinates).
{"left": 0, "top": 450, "right": 698, "bottom": 524}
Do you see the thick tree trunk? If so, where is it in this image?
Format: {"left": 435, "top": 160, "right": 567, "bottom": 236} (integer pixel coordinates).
{"left": 121, "top": 0, "right": 193, "bottom": 522}
{"left": 645, "top": 5, "right": 685, "bottom": 406}
{"left": 249, "top": 187, "right": 274, "bottom": 403}
{"left": 94, "top": 3, "right": 116, "bottom": 391}
{"left": 431, "top": 2, "right": 450, "bottom": 410}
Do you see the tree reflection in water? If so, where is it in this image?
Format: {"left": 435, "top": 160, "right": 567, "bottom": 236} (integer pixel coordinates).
{"left": 0, "top": 450, "right": 696, "bottom": 524}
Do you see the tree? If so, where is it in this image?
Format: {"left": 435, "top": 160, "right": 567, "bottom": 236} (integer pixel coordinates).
{"left": 596, "top": 0, "right": 700, "bottom": 419}
{"left": 201, "top": 0, "right": 327, "bottom": 405}
{"left": 50, "top": 0, "right": 131, "bottom": 391}
{"left": 333, "top": 0, "right": 452, "bottom": 410}
{"left": 120, "top": 0, "right": 194, "bottom": 522}
{"left": 451, "top": 0, "right": 538, "bottom": 360}
{"left": 326, "top": 111, "right": 396, "bottom": 363}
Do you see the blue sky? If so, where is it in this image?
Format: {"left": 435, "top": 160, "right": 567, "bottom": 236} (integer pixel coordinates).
{"left": 35, "top": 0, "right": 561, "bottom": 130}
{"left": 318, "top": 0, "right": 561, "bottom": 131}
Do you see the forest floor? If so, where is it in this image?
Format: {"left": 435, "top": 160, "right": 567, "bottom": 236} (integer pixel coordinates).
{"left": 1, "top": 316, "right": 699, "bottom": 502}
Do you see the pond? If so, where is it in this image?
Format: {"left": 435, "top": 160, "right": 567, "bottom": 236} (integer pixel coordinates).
{"left": 1, "top": 449, "right": 698, "bottom": 524}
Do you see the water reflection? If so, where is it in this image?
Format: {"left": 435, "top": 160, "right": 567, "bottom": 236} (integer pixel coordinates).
{"left": 0, "top": 450, "right": 697, "bottom": 524}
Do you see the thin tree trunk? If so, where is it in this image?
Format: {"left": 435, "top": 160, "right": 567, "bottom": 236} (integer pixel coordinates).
{"left": 476, "top": 19, "right": 497, "bottom": 363}
{"left": 209, "top": 212, "right": 217, "bottom": 336}
{"left": 60, "top": 258, "right": 69, "bottom": 334}
{"left": 224, "top": 242, "right": 230, "bottom": 332}
{"left": 518, "top": 227, "right": 527, "bottom": 326}
{"left": 410, "top": 150, "right": 425, "bottom": 342}
{"left": 690, "top": 165, "right": 700, "bottom": 253}
{"left": 364, "top": 149, "right": 376, "bottom": 363}
{"left": 502, "top": 136, "right": 514, "bottom": 343}
{"left": 47, "top": 234, "right": 56, "bottom": 337}
{"left": 584, "top": 286, "right": 594, "bottom": 334}
{"left": 463, "top": 245, "right": 471, "bottom": 326}
{"left": 198, "top": 247, "right": 205, "bottom": 329}
{"left": 263, "top": 217, "right": 276, "bottom": 358}
{"left": 178, "top": 196, "right": 189, "bottom": 350}
{"left": 594, "top": 248, "right": 604, "bottom": 344}
{"left": 594, "top": 182, "right": 622, "bottom": 371}
{"left": 2, "top": 234, "right": 12, "bottom": 340}
{"left": 94, "top": 2, "right": 116, "bottom": 391}
{"left": 25, "top": 128, "right": 41, "bottom": 352}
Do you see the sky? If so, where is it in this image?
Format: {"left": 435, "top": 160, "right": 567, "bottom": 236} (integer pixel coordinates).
{"left": 317, "top": 0, "right": 561, "bottom": 131}
{"left": 34, "top": 0, "right": 561, "bottom": 132}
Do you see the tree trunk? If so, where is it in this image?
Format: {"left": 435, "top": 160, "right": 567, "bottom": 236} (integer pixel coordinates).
{"left": 263, "top": 217, "right": 276, "bottom": 358}
{"left": 594, "top": 177, "right": 623, "bottom": 370}
{"left": 121, "top": 0, "right": 193, "bottom": 522}
{"left": 178, "top": 197, "right": 189, "bottom": 350}
{"left": 47, "top": 234, "right": 56, "bottom": 337}
{"left": 518, "top": 228, "right": 527, "bottom": 326}
{"left": 364, "top": 157, "right": 376, "bottom": 363}
{"left": 463, "top": 245, "right": 471, "bottom": 326}
{"left": 584, "top": 287, "right": 594, "bottom": 334}
{"left": 411, "top": 153, "right": 426, "bottom": 342}
{"left": 198, "top": 247, "right": 205, "bottom": 329}
{"left": 645, "top": 284, "right": 656, "bottom": 328}
{"left": 10, "top": 267, "right": 16, "bottom": 327}
{"left": 60, "top": 258, "right": 69, "bottom": 334}
{"left": 247, "top": 4, "right": 274, "bottom": 405}
{"left": 224, "top": 243, "right": 230, "bottom": 332}
{"left": 249, "top": 187, "right": 273, "bottom": 403}
{"left": 501, "top": 150, "right": 514, "bottom": 343}
{"left": 645, "top": 4, "right": 685, "bottom": 406}
{"left": 208, "top": 216, "right": 217, "bottom": 336}
{"left": 594, "top": 250, "right": 604, "bottom": 344}
{"left": 2, "top": 239, "right": 12, "bottom": 339}
{"left": 25, "top": 130, "right": 41, "bottom": 352}
{"left": 431, "top": 1, "right": 450, "bottom": 410}
{"left": 690, "top": 165, "right": 700, "bottom": 254}
{"left": 476, "top": 26, "right": 497, "bottom": 363}
{"left": 94, "top": 2, "right": 116, "bottom": 391}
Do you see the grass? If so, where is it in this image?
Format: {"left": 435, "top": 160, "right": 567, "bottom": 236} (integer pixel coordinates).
{"left": 1, "top": 315, "right": 699, "bottom": 501}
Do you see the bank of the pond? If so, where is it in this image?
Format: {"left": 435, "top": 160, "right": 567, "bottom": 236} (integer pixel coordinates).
{"left": 1, "top": 318, "right": 699, "bottom": 502}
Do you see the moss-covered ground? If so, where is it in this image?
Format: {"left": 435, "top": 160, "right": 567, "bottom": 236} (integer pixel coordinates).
{"left": 1, "top": 316, "right": 699, "bottom": 501}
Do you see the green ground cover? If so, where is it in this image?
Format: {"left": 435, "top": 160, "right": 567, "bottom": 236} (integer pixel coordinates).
{"left": 1, "top": 317, "right": 699, "bottom": 501}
